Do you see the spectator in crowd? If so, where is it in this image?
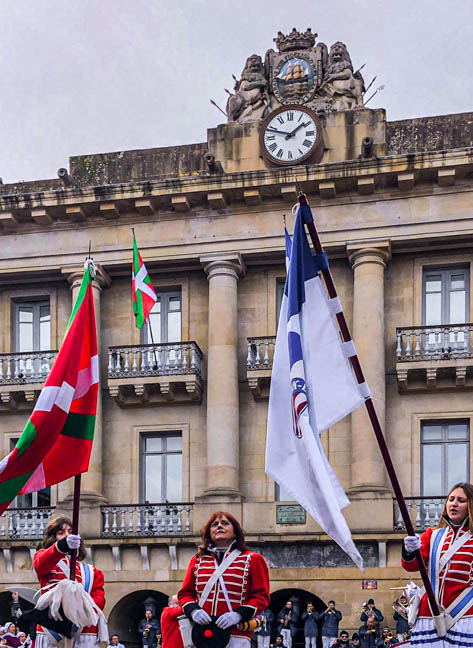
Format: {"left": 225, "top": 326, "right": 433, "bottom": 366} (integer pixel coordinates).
{"left": 273, "top": 635, "right": 285, "bottom": 647}
{"left": 320, "top": 601, "right": 343, "bottom": 648}
{"left": 351, "top": 632, "right": 361, "bottom": 648}
{"left": 302, "top": 602, "right": 319, "bottom": 648}
{"left": 333, "top": 631, "right": 350, "bottom": 648}
{"left": 138, "top": 610, "right": 160, "bottom": 648}
{"left": 10, "top": 594, "right": 22, "bottom": 623}
{"left": 277, "top": 601, "right": 298, "bottom": 648}
{"left": 392, "top": 596, "right": 409, "bottom": 642}
{"left": 359, "top": 616, "right": 380, "bottom": 648}
{"left": 360, "top": 600, "right": 384, "bottom": 625}
{"left": 160, "top": 595, "right": 183, "bottom": 648}
{"left": 3, "top": 624, "right": 20, "bottom": 648}
{"left": 17, "top": 633, "right": 31, "bottom": 648}
{"left": 254, "top": 607, "right": 273, "bottom": 648}
{"left": 107, "top": 635, "right": 125, "bottom": 648}
{"left": 376, "top": 628, "right": 396, "bottom": 648}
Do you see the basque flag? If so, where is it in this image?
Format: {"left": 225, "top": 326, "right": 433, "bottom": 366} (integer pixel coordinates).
{"left": 266, "top": 204, "right": 367, "bottom": 568}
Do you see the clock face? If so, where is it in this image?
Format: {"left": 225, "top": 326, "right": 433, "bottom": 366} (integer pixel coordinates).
{"left": 260, "top": 105, "right": 322, "bottom": 166}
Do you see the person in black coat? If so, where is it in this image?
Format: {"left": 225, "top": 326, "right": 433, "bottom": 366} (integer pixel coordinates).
{"left": 277, "top": 601, "right": 298, "bottom": 648}
{"left": 359, "top": 616, "right": 381, "bottom": 648}
{"left": 301, "top": 602, "right": 319, "bottom": 648}
{"left": 360, "top": 600, "right": 384, "bottom": 626}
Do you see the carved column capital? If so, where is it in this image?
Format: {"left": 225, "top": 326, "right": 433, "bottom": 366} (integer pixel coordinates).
{"left": 347, "top": 241, "right": 391, "bottom": 269}
{"left": 61, "top": 263, "right": 111, "bottom": 292}
{"left": 200, "top": 252, "right": 246, "bottom": 281}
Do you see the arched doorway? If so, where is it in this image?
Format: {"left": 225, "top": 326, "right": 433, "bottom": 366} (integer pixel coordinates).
{"left": 108, "top": 589, "right": 169, "bottom": 648}
{"left": 270, "top": 588, "right": 327, "bottom": 647}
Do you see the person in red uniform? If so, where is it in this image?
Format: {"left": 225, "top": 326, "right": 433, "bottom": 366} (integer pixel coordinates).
{"left": 33, "top": 516, "right": 105, "bottom": 648}
{"left": 160, "top": 595, "right": 184, "bottom": 648}
{"left": 178, "top": 510, "right": 270, "bottom": 646}
{"left": 402, "top": 482, "right": 473, "bottom": 648}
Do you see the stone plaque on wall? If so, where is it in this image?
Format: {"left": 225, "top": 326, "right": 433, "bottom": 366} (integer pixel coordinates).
{"left": 276, "top": 504, "right": 307, "bottom": 525}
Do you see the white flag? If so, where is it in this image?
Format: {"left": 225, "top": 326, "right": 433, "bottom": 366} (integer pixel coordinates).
{"left": 266, "top": 204, "right": 367, "bottom": 569}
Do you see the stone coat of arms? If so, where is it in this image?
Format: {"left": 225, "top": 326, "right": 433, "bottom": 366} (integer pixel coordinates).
{"left": 226, "top": 28, "right": 366, "bottom": 123}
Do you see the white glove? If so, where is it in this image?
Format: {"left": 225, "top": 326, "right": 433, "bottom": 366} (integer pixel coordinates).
{"left": 404, "top": 535, "right": 421, "bottom": 553}
{"left": 191, "top": 609, "right": 212, "bottom": 625}
{"left": 216, "top": 611, "right": 242, "bottom": 629}
{"left": 66, "top": 534, "right": 81, "bottom": 550}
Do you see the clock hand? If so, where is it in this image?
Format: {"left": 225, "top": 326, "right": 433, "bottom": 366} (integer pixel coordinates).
{"left": 285, "top": 121, "right": 311, "bottom": 140}
{"left": 266, "top": 127, "right": 291, "bottom": 136}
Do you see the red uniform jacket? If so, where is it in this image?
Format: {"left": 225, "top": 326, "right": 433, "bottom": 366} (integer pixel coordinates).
{"left": 160, "top": 606, "right": 184, "bottom": 648}
{"left": 34, "top": 543, "right": 105, "bottom": 635}
{"left": 178, "top": 548, "right": 270, "bottom": 640}
{"left": 402, "top": 524, "right": 473, "bottom": 618}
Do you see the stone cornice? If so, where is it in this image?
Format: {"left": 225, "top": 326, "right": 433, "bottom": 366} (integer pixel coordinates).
{"left": 0, "top": 148, "right": 472, "bottom": 232}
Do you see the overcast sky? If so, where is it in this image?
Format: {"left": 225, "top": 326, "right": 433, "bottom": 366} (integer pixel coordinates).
{"left": 1, "top": 0, "right": 472, "bottom": 183}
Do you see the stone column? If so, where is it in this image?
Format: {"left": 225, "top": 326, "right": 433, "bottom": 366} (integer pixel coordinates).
{"left": 347, "top": 242, "right": 391, "bottom": 494}
{"left": 57, "top": 264, "right": 111, "bottom": 535}
{"left": 199, "top": 253, "right": 245, "bottom": 500}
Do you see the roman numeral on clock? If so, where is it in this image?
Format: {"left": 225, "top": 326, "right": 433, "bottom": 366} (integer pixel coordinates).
{"left": 265, "top": 135, "right": 275, "bottom": 141}
{"left": 302, "top": 139, "right": 312, "bottom": 148}
{"left": 305, "top": 130, "right": 315, "bottom": 136}
{"left": 287, "top": 151, "right": 293, "bottom": 160}
{"left": 276, "top": 148, "right": 284, "bottom": 159}
{"left": 268, "top": 142, "right": 277, "bottom": 152}
{"left": 287, "top": 111, "right": 294, "bottom": 121}
{"left": 277, "top": 115, "right": 284, "bottom": 125}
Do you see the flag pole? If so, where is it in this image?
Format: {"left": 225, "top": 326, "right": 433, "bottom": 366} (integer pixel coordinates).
{"left": 68, "top": 474, "right": 82, "bottom": 581}
{"left": 296, "top": 191, "right": 440, "bottom": 617}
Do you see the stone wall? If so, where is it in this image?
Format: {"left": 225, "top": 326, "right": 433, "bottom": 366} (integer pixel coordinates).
{"left": 387, "top": 111, "right": 473, "bottom": 154}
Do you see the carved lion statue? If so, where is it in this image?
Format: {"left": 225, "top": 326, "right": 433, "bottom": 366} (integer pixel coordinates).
{"left": 319, "top": 41, "right": 365, "bottom": 111}
{"left": 226, "top": 54, "right": 270, "bottom": 123}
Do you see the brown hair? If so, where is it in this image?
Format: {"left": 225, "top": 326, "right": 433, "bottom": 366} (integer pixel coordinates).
{"left": 42, "top": 516, "right": 87, "bottom": 561}
{"left": 196, "top": 510, "right": 248, "bottom": 557}
{"left": 437, "top": 482, "right": 473, "bottom": 529}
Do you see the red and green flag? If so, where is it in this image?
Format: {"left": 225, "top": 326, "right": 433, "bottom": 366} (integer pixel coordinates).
{"left": 132, "top": 232, "right": 157, "bottom": 329}
{"left": 0, "top": 260, "right": 99, "bottom": 515}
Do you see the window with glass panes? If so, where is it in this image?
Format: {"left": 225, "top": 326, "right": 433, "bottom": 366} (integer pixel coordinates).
{"left": 421, "top": 421, "right": 470, "bottom": 496}
{"left": 143, "top": 290, "right": 181, "bottom": 345}
{"left": 9, "top": 438, "right": 51, "bottom": 507}
{"left": 275, "top": 481, "right": 294, "bottom": 502}
{"left": 276, "top": 279, "right": 285, "bottom": 328}
{"left": 140, "top": 434, "right": 182, "bottom": 503}
{"left": 423, "top": 268, "right": 469, "bottom": 326}
{"left": 14, "top": 300, "right": 51, "bottom": 352}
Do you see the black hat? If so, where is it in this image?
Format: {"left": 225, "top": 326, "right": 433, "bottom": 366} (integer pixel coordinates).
{"left": 367, "top": 599, "right": 375, "bottom": 605}
{"left": 352, "top": 634, "right": 360, "bottom": 641}
{"left": 191, "top": 621, "right": 231, "bottom": 648}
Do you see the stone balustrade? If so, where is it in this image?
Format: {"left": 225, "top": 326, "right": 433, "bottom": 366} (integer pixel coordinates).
{"left": 107, "top": 342, "right": 203, "bottom": 405}
{"left": 246, "top": 336, "right": 275, "bottom": 400}
{"left": 393, "top": 496, "right": 444, "bottom": 531}
{"left": 396, "top": 324, "right": 473, "bottom": 360}
{"left": 0, "top": 507, "right": 54, "bottom": 540}
{"left": 395, "top": 325, "right": 473, "bottom": 390}
{"left": 101, "top": 503, "right": 193, "bottom": 537}
{"left": 0, "top": 351, "right": 57, "bottom": 384}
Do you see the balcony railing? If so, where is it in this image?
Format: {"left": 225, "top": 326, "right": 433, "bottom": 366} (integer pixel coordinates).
{"left": 108, "top": 342, "right": 202, "bottom": 377}
{"left": 396, "top": 324, "right": 472, "bottom": 361}
{"left": 0, "top": 507, "right": 54, "bottom": 539}
{"left": 0, "top": 351, "right": 57, "bottom": 384}
{"left": 393, "top": 496, "right": 444, "bottom": 531}
{"left": 247, "top": 336, "right": 276, "bottom": 369}
{"left": 101, "top": 503, "right": 193, "bottom": 537}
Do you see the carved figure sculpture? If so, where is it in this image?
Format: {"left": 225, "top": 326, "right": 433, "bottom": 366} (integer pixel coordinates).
{"left": 318, "top": 42, "right": 365, "bottom": 111}
{"left": 226, "top": 55, "right": 270, "bottom": 123}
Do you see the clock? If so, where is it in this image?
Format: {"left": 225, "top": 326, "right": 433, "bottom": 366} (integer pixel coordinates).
{"left": 259, "top": 104, "right": 323, "bottom": 166}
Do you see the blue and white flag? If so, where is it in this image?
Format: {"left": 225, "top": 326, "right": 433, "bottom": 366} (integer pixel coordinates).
{"left": 266, "top": 204, "right": 368, "bottom": 568}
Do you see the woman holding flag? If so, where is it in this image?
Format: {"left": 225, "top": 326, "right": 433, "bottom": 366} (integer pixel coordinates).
{"left": 33, "top": 517, "right": 106, "bottom": 648}
{"left": 402, "top": 482, "right": 473, "bottom": 648}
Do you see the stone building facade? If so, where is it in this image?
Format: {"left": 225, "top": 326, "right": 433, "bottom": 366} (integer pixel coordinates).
{"left": 1, "top": 28, "right": 473, "bottom": 644}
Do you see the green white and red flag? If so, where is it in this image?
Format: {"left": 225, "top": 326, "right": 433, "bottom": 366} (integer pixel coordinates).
{"left": 132, "top": 232, "right": 157, "bottom": 329}
{"left": 0, "top": 259, "right": 99, "bottom": 515}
